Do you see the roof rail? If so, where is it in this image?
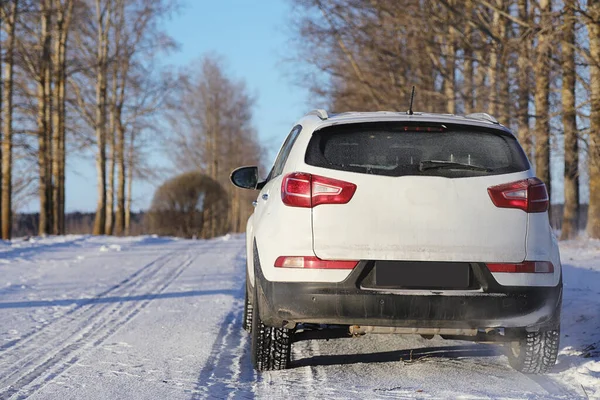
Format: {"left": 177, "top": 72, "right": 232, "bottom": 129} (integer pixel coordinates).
{"left": 306, "top": 109, "right": 329, "bottom": 120}
{"left": 465, "top": 112, "right": 499, "bottom": 124}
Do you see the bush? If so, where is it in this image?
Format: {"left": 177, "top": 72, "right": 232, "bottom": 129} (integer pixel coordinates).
{"left": 147, "top": 172, "right": 229, "bottom": 238}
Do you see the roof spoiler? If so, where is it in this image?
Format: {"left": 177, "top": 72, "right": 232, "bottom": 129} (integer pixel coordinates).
{"left": 465, "top": 113, "right": 499, "bottom": 124}
{"left": 305, "top": 109, "right": 329, "bottom": 120}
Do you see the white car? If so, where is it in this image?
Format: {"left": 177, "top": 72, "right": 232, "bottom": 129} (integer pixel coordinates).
{"left": 231, "top": 110, "right": 562, "bottom": 373}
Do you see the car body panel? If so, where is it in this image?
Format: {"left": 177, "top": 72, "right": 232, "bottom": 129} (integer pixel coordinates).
{"left": 309, "top": 170, "right": 531, "bottom": 264}
{"left": 243, "top": 111, "right": 561, "bottom": 293}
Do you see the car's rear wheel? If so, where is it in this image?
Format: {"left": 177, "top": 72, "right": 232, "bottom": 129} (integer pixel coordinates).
{"left": 251, "top": 283, "right": 292, "bottom": 371}
{"left": 507, "top": 328, "right": 560, "bottom": 374}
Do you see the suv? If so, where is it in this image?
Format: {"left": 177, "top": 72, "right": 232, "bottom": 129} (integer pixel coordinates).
{"left": 230, "top": 110, "right": 562, "bottom": 374}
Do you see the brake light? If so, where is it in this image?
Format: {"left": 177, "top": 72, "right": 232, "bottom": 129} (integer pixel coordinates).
{"left": 402, "top": 126, "right": 445, "bottom": 132}
{"left": 486, "top": 261, "right": 554, "bottom": 273}
{"left": 487, "top": 178, "right": 549, "bottom": 213}
{"left": 275, "top": 256, "right": 358, "bottom": 269}
{"left": 282, "top": 172, "right": 357, "bottom": 208}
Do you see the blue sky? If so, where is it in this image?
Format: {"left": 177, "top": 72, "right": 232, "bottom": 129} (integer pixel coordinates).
{"left": 59, "top": 0, "right": 310, "bottom": 213}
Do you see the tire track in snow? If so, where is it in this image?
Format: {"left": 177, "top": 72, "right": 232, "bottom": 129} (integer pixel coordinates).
{"left": 272, "top": 335, "right": 328, "bottom": 399}
{"left": 0, "top": 246, "right": 199, "bottom": 399}
{"left": 193, "top": 294, "right": 255, "bottom": 400}
{"left": 0, "top": 247, "right": 182, "bottom": 353}
{"left": 194, "top": 248, "right": 255, "bottom": 400}
{"left": 305, "top": 340, "right": 329, "bottom": 398}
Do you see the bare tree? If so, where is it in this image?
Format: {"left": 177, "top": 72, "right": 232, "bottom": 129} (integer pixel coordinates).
{"left": 486, "top": 1, "right": 502, "bottom": 117}
{"left": 561, "top": 0, "right": 579, "bottom": 239}
{"left": 586, "top": 0, "right": 600, "bottom": 238}
{"left": 37, "top": 0, "right": 53, "bottom": 236}
{"left": 166, "top": 55, "right": 263, "bottom": 235}
{"left": 443, "top": 1, "right": 457, "bottom": 114}
{"left": 289, "top": 0, "right": 600, "bottom": 235}
{"left": 517, "top": 0, "right": 532, "bottom": 159}
{"left": 462, "top": 0, "right": 475, "bottom": 114}
{"left": 533, "top": 0, "right": 552, "bottom": 201}
{"left": 51, "top": 0, "right": 74, "bottom": 235}
{"left": 1, "top": 0, "right": 19, "bottom": 239}
{"left": 92, "top": 0, "right": 110, "bottom": 235}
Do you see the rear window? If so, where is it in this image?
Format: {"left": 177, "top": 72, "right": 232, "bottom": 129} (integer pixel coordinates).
{"left": 305, "top": 122, "right": 530, "bottom": 178}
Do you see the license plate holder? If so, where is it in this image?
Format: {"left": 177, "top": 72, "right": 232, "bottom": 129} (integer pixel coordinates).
{"left": 374, "top": 261, "right": 471, "bottom": 289}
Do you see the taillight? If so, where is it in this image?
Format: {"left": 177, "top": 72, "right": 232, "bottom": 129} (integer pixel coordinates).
{"left": 275, "top": 256, "right": 358, "bottom": 269}
{"left": 487, "top": 178, "right": 549, "bottom": 213}
{"left": 281, "top": 172, "right": 357, "bottom": 208}
{"left": 486, "top": 261, "right": 554, "bottom": 273}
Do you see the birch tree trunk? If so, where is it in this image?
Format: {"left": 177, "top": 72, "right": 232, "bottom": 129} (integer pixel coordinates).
{"left": 58, "top": 1, "right": 73, "bottom": 235}
{"left": 462, "top": 0, "right": 474, "bottom": 114}
{"left": 586, "top": 0, "right": 600, "bottom": 238}
{"left": 487, "top": 4, "right": 501, "bottom": 116}
{"left": 92, "top": 0, "right": 110, "bottom": 235}
{"left": 125, "top": 129, "right": 135, "bottom": 235}
{"left": 115, "top": 116, "right": 125, "bottom": 235}
{"left": 106, "top": 54, "right": 118, "bottom": 235}
{"left": 1, "top": 0, "right": 18, "bottom": 239}
{"left": 561, "top": 0, "right": 579, "bottom": 239}
{"left": 474, "top": 31, "right": 489, "bottom": 112}
{"left": 51, "top": 0, "right": 72, "bottom": 235}
{"left": 533, "top": 0, "right": 552, "bottom": 201}
{"left": 517, "top": 0, "right": 532, "bottom": 159}
{"left": 444, "top": 2, "right": 456, "bottom": 114}
{"left": 114, "top": 60, "right": 129, "bottom": 236}
{"left": 497, "top": 9, "right": 510, "bottom": 126}
{"left": 38, "top": 0, "right": 52, "bottom": 236}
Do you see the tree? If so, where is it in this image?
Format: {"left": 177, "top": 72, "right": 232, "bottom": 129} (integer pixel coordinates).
{"left": 38, "top": 0, "right": 53, "bottom": 236}
{"left": 517, "top": 0, "right": 532, "bottom": 159}
{"left": 561, "top": 0, "right": 579, "bottom": 239}
{"left": 92, "top": 0, "right": 111, "bottom": 235}
{"left": 147, "top": 171, "right": 229, "bottom": 238}
{"left": 289, "top": 0, "right": 596, "bottom": 235}
{"left": 533, "top": 0, "right": 552, "bottom": 202}
{"left": 51, "top": 0, "right": 74, "bottom": 235}
{"left": 167, "top": 55, "right": 263, "bottom": 234}
{"left": 1, "top": 0, "right": 19, "bottom": 239}
{"left": 587, "top": 0, "right": 600, "bottom": 238}
{"left": 462, "top": 0, "right": 475, "bottom": 114}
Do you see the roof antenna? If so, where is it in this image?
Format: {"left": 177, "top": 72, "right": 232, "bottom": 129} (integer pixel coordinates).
{"left": 407, "top": 86, "right": 415, "bottom": 115}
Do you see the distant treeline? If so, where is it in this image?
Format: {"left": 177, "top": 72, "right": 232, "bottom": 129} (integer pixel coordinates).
{"left": 13, "top": 212, "right": 146, "bottom": 238}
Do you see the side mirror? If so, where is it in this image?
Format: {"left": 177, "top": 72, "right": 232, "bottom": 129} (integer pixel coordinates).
{"left": 230, "top": 166, "right": 259, "bottom": 190}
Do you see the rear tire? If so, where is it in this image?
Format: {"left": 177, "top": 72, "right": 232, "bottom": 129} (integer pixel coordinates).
{"left": 507, "top": 328, "right": 560, "bottom": 374}
{"left": 251, "top": 283, "right": 292, "bottom": 371}
{"left": 243, "top": 278, "right": 253, "bottom": 333}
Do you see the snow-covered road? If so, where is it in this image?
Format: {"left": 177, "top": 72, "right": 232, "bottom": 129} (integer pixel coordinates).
{"left": 0, "top": 235, "right": 598, "bottom": 399}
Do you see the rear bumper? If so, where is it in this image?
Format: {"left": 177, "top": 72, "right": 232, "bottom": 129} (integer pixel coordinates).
{"left": 255, "top": 260, "right": 562, "bottom": 332}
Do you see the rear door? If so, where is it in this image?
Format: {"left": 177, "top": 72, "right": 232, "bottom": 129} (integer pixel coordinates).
{"left": 305, "top": 122, "right": 532, "bottom": 263}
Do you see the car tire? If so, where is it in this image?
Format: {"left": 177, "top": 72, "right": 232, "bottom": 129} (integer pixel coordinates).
{"left": 243, "top": 274, "right": 253, "bottom": 333}
{"left": 507, "top": 328, "right": 560, "bottom": 374}
{"left": 250, "top": 283, "right": 292, "bottom": 371}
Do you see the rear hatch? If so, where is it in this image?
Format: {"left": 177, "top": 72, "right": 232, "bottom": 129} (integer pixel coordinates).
{"left": 305, "top": 122, "right": 532, "bottom": 263}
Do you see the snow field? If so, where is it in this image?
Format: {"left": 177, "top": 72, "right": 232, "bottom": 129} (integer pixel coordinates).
{"left": 0, "top": 234, "right": 597, "bottom": 399}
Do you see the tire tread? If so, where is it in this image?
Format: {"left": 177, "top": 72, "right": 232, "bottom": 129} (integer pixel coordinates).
{"left": 250, "top": 283, "right": 292, "bottom": 371}
{"left": 509, "top": 329, "right": 560, "bottom": 374}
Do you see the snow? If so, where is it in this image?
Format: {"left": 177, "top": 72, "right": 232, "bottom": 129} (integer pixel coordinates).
{"left": 0, "top": 234, "right": 598, "bottom": 399}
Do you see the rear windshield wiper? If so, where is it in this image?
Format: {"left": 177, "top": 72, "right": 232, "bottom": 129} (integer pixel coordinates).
{"left": 419, "top": 160, "right": 491, "bottom": 172}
